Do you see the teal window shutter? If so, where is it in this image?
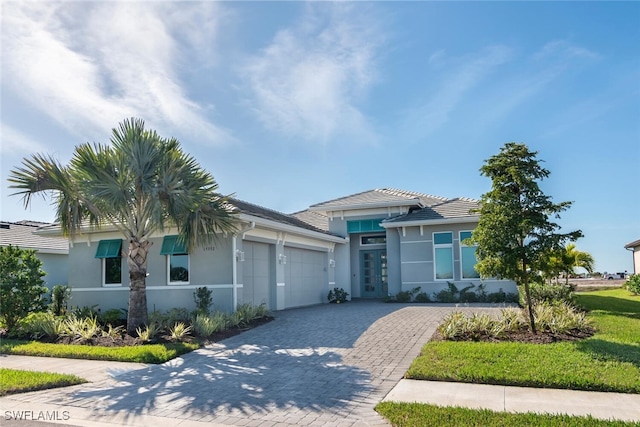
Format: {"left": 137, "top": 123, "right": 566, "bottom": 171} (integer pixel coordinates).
{"left": 347, "top": 219, "right": 384, "bottom": 233}
{"left": 160, "top": 235, "right": 188, "bottom": 255}
{"left": 434, "top": 232, "right": 453, "bottom": 245}
{"left": 95, "top": 239, "right": 122, "bottom": 258}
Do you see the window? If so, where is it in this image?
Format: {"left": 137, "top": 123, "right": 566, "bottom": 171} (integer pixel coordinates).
{"left": 433, "top": 232, "right": 453, "bottom": 280}
{"left": 95, "top": 239, "right": 122, "bottom": 286}
{"left": 460, "top": 231, "right": 480, "bottom": 279}
{"left": 347, "top": 219, "right": 385, "bottom": 233}
{"left": 361, "top": 235, "right": 386, "bottom": 245}
{"left": 160, "top": 235, "right": 189, "bottom": 284}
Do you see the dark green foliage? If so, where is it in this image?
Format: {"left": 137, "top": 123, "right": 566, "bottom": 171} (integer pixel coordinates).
{"left": 625, "top": 274, "right": 640, "bottom": 295}
{"left": 71, "top": 305, "right": 100, "bottom": 320}
{"left": 523, "top": 282, "right": 575, "bottom": 306}
{"left": 0, "top": 245, "right": 48, "bottom": 332}
{"left": 394, "top": 287, "right": 422, "bottom": 303}
{"left": 49, "top": 285, "right": 71, "bottom": 316}
{"left": 471, "top": 143, "right": 583, "bottom": 333}
{"left": 414, "top": 292, "right": 431, "bottom": 303}
{"left": 100, "top": 308, "right": 125, "bottom": 326}
{"left": 327, "top": 287, "right": 349, "bottom": 303}
{"left": 193, "top": 286, "right": 213, "bottom": 315}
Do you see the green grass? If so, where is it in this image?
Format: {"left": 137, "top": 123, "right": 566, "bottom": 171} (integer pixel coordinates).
{"left": 375, "top": 402, "right": 636, "bottom": 427}
{"left": 406, "top": 289, "right": 640, "bottom": 393}
{"left": 0, "top": 368, "right": 85, "bottom": 396}
{"left": 0, "top": 339, "right": 200, "bottom": 363}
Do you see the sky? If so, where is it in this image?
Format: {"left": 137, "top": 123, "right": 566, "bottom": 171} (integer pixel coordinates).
{"left": 1, "top": 1, "right": 639, "bottom": 274}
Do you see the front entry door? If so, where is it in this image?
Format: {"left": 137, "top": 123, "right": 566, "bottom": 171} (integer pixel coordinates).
{"left": 360, "top": 250, "right": 388, "bottom": 298}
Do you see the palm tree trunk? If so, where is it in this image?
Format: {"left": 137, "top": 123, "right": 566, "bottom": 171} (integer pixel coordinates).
{"left": 126, "top": 239, "right": 151, "bottom": 336}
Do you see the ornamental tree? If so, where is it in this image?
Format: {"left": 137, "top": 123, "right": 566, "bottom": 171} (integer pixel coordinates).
{"left": 471, "top": 142, "right": 582, "bottom": 333}
{"left": 0, "top": 245, "right": 48, "bottom": 332}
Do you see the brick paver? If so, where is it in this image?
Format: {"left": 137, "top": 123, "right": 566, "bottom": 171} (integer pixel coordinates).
{"left": 2, "top": 302, "right": 502, "bottom": 426}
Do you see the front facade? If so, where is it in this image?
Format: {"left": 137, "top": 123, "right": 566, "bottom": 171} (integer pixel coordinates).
{"left": 625, "top": 239, "right": 640, "bottom": 275}
{"left": 0, "top": 220, "right": 69, "bottom": 289}
{"left": 34, "top": 188, "right": 515, "bottom": 314}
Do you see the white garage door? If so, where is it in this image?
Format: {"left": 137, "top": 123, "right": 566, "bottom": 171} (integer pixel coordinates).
{"left": 284, "top": 247, "right": 326, "bottom": 308}
{"left": 243, "top": 242, "right": 272, "bottom": 309}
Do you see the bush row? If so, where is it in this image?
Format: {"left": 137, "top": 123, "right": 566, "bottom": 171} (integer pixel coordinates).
{"left": 389, "top": 282, "right": 519, "bottom": 304}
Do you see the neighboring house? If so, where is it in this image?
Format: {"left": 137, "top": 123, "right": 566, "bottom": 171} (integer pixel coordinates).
{"left": 34, "top": 189, "right": 516, "bottom": 313}
{"left": 0, "top": 220, "right": 69, "bottom": 289}
{"left": 624, "top": 238, "right": 640, "bottom": 275}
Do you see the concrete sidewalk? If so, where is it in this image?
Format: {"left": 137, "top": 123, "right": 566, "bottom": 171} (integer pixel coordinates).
{"left": 2, "top": 354, "right": 639, "bottom": 424}
{"left": 384, "top": 379, "right": 640, "bottom": 422}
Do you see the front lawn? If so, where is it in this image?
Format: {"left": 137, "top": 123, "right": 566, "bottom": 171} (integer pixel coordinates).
{"left": 375, "top": 402, "right": 636, "bottom": 427}
{"left": 405, "top": 288, "right": 640, "bottom": 393}
{"left": 0, "top": 368, "right": 85, "bottom": 396}
{"left": 0, "top": 339, "right": 200, "bottom": 364}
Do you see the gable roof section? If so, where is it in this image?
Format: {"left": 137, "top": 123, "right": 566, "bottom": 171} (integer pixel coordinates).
{"left": 309, "top": 188, "right": 447, "bottom": 211}
{"left": 290, "top": 209, "right": 330, "bottom": 232}
{"left": 0, "top": 220, "right": 69, "bottom": 254}
{"left": 382, "top": 197, "right": 480, "bottom": 227}
{"left": 625, "top": 239, "right": 640, "bottom": 250}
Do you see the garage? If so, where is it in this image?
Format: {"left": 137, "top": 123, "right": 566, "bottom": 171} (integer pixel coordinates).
{"left": 243, "top": 241, "right": 273, "bottom": 309}
{"left": 284, "top": 247, "right": 327, "bottom": 308}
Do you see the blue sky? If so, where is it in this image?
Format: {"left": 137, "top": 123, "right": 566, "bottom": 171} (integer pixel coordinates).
{"left": 1, "top": 1, "right": 638, "bottom": 274}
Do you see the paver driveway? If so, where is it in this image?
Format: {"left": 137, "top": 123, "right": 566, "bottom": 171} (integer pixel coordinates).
{"left": 8, "top": 302, "right": 503, "bottom": 426}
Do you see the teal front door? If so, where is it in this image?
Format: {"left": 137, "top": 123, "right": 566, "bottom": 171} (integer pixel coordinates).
{"left": 360, "top": 250, "right": 388, "bottom": 298}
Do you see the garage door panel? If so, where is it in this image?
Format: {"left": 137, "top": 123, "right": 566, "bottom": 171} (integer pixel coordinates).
{"left": 284, "top": 247, "right": 326, "bottom": 308}
{"left": 243, "top": 242, "right": 271, "bottom": 309}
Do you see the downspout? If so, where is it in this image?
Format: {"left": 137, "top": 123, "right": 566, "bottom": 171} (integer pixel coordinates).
{"left": 232, "top": 221, "right": 256, "bottom": 309}
{"left": 625, "top": 246, "right": 636, "bottom": 275}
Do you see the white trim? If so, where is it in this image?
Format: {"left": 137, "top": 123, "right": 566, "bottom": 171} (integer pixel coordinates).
{"left": 401, "top": 260, "right": 431, "bottom": 264}
{"left": 72, "top": 284, "right": 234, "bottom": 292}
{"left": 277, "top": 282, "right": 285, "bottom": 287}
{"left": 166, "top": 254, "right": 190, "bottom": 285}
{"left": 382, "top": 216, "right": 479, "bottom": 228}
{"left": 433, "top": 231, "right": 454, "bottom": 281}
{"left": 459, "top": 230, "right": 481, "bottom": 280}
{"left": 359, "top": 234, "right": 386, "bottom": 246}
{"left": 401, "top": 240, "right": 431, "bottom": 244}
{"left": 328, "top": 281, "right": 336, "bottom": 285}
{"left": 239, "top": 213, "right": 347, "bottom": 244}
{"left": 402, "top": 281, "right": 432, "bottom": 285}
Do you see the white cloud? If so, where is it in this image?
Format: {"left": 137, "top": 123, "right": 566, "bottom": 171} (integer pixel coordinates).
{"left": 0, "top": 122, "right": 47, "bottom": 156}
{"left": 242, "top": 3, "right": 385, "bottom": 145}
{"left": 1, "top": 2, "right": 231, "bottom": 146}
{"left": 403, "top": 46, "right": 513, "bottom": 141}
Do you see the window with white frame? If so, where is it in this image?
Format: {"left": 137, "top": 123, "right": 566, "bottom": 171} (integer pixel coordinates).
{"left": 361, "top": 235, "right": 386, "bottom": 245}
{"left": 460, "top": 231, "right": 480, "bottom": 279}
{"left": 433, "top": 232, "right": 453, "bottom": 280}
{"left": 95, "top": 239, "right": 122, "bottom": 286}
{"left": 160, "top": 235, "right": 190, "bottom": 284}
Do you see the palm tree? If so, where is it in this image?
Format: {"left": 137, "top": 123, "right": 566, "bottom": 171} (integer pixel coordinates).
{"left": 546, "top": 244, "right": 595, "bottom": 285}
{"left": 8, "top": 118, "right": 239, "bottom": 335}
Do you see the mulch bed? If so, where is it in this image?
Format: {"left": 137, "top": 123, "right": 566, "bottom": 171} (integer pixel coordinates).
{"left": 431, "top": 327, "right": 594, "bottom": 344}
{"left": 6, "top": 316, "right": 274, "bottom": 348}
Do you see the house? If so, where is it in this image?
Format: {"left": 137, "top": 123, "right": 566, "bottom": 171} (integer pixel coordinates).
{"left": 624, "top": 238, "right": 640, "bottom": 275}
{"left": 0, "top": 220, "right": 69, "bottom": 289}
{"left": 33, "top": 189, "right": 516, "bottom": 313}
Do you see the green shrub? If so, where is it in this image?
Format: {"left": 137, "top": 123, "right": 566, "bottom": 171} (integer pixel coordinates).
{"left": 16, "top": 312, "right": 64, "bottom": 340}
{"left": 101, "top": 324, "right": 125, "bottom": 340}
{"left": 192, "top": 313, "right": 226, "bottom": 337}
{"left": 71, "top": 305, "right": 100, "bottom": 320}
{"left": 0, "top": 245, "right": 48, "bottom": 332}
{"left": 62, "top": 315, "right": 102, "bottom": 342}
{"left": 433, "top": 282, "right": 460, "bottom": 303}
{"left": 530, "top": 302, "right": 592, "bottom": 334}
{"left": 100, "top": 308, "right": 125, "bottom": 326}
{"left": 193, "top": 286, "right": 213, "bottom": 316}
{"left": 327, "top": 287, "right": 349, "bottom": 303}
{"left": 169, "top": 322, "right": 192, "bottom": 341}
{"left": 49, "top": 285, "right": 71, "bottom": 316}
{"left": 522, "top": 282, "right": 575, "bottom": 306}
{"left": 136, "top": 324, "right": 159, "bottom": 342}
{"left": 414, "top": 292, "right": 431, "bottom": 303}
{"left": 625, "top": 274, "right": 640, "bottom": 295}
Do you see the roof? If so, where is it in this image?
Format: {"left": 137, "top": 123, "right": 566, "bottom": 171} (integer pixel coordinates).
{"left": 309, "top": 188, "right": 447, "bottom": 211}
{"left": 625, "top": 239, "right": 640, "bottom": 249}
{"left": 228, "top": 199, "right": 340, "bottom": 237}
{"left": 290, "top": 209, "right": 330, "bottom": 232}
{"left": 382, "top": 197, "right": 480, "bottom": 226}
{"left": 0, "top": 220, "right": 69, "bottom": 254}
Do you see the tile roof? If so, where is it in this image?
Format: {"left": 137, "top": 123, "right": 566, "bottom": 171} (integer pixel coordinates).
{"left": 290, "top": 209, "right": 330, "bottom": 232}
{"left": 0, "top": 221, "right": 69, "bottom": 253}
{"left": 230, "top": 199, "right": 336, "bottom": 236}
{"left": 625, "top": 239, "right": 640, "bottom": 249}
{"left": 309, "top": 188, "right": 447, "bottom": 210}
{"left": 383, "top": 197, "right": 480, "bottom": 224}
